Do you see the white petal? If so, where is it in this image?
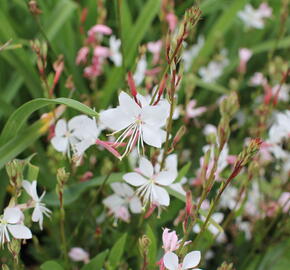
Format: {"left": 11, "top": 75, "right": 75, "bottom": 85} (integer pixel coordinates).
{"left": 74, "top": 138, "right": 95, "bottom": 156}
{"left": 99, "top": 107, "right": 133, "bottom": 131}
{"left": 3, "top": 208, "right": 22, "bottom": 224}
{"left": 139, "top": 157, "right": 154, "bottom": 178}
{"left": 163, "top": 252, "right": 179, "bottom": 270}
{"left": 22, "top": 180, "right": 33, "bottom": 198}
{"left": 7, "top": 224, "right": 32, "bottom": 239}
{"left": 32, "top": 205, "right": 42, "bottom": 223}
{"left": 118, "top": 91, "right": 141, "bottom": 117}
{"left": 141, "top": 102, "right": 169, "bottom": 127}
{"left": 155, "top": 171, "right": 176, "bottom": 186}
{"left": 152, "top": 185, "right": 170, "bottom": 206}
{"left": 68, "top": 115, "right": 89, "bottom": 132}
{"left": 55, "top": 119, "right": 67, "bottom": 136}
{"left": 123, "top": 173, "right": 147, "bottom": 187}
{"left": 103, "top": 194, "right": 124, "bottom": 210}
{"left": 182, "top": 251, "right": 201, "bottom": 269}
{"left": 129, "top": 196, "right": 143, "bottom": 213}
{"left": 142, "top": 124, "right": 165, "bottom": 148}
{"left": 212, "top": 212, "right": 224, "bottom": 224}
{"left": 111, "top": 183, "right": 134, "bottom": 197}
{"left": 51, "top": 136, "right": 68, "bottom": 153}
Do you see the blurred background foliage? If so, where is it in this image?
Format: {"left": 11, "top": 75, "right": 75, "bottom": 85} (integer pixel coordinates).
{"left": 0, "top": 0, "right": 289, "bottom": 269}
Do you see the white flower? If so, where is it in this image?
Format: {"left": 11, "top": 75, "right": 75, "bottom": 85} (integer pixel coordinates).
{"left": 68, "top": 247, "right": 90, "bottom": 263}
{"left": 100, "top": 91, "right": 170, "bottom": 158}
{"left": 133, "top": 55, "right": 147, "bottom": 86}
{"left": 238, "top": 3, "right": 272, "bottom": 29}
{"left": 268, "top": 110, "right": 290, "bottom": 144}
{"left": 109, "top": 36, "right": 122, "bottom": 67}
{"left": 123, "top": 157, "right": 176, "bottom": 206}
{"left": 198, "top": 51, "right": 229, "bottom": 83}
{"left": 163, "top": 251, "right": 202, "bottom": 270}
{"left": 51, "top": 115, "right": 100, "bottom": 157}
{"left": 0, "top": 207, "right": 32, "bottom": 245}
{"left": 182, "top": 36, "right": 204, "bottom": 71}
{"left": 103, "top": 182, "right": 142, "bottom": 223}
{"left": 219, "top": 186, "right": 238, "bottom": 210}
{"left": 22, "top": 180, "right": 51, "bottom": 230}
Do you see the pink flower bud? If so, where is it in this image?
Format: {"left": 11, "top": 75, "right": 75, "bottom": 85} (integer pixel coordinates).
{"left": 76, "top": 47, "right": 89, "bottom": 65}
{"left": 238, "top": 48, "right": 252, "bottom": 74}
{"left": 258, "top": 3, "right": 272, "bottom": 18}
{"left": 166, "top": 12, "right": 178, "bottom": 32}
{"left": 162, "top": 228, "right": 179, "bottom": 252}
{"left": 68, "top": 247, "right": 89, "bottom": 263}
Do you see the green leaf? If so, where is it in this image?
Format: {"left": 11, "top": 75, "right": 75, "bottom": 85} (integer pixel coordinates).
{"left": 44, "top": 173, "right": 123, "bottom": 206}
{"left": 108, "top": 233, "right": 127, "bottom": 269}
{"left": 81, "top": 250, "right": 109, "bottom": 270}
{"left": 146, "top": 225, "right": 157, "bottom": 267}
{"left": 0, "top": 97, "right": 98, "bottom": 145}
{"left": 175, "top": 162, "right": 191, "bottom": 183}
{"left": 0, "top": 121, "right": 43, "bottom": 169}
{"left": 124, "top": 0, "right": 161, "bottom": 67}
{"left": 40, "top": 261, "right": 64, "bottom": 270}
{"left": 166, "top": 186, "right": 186, "bottom": 202}
{"left": 43, "top": 0, "right": 77, "bottom": 41}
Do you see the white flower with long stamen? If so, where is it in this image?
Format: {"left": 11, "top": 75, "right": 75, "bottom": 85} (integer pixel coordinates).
{"left": 123, "top": 157, "right": 176, "bottom": 207}
{"left": 163, "top": 251, "right": 202, "bottom": 270}
{"left": 100, "top": 91, "right": 169, "bottom": 159}
{"left": 22, "top": 180, "right": 51, "bottom": 230}
{"left": 103, "top": 182, "right": 142, "bottom": 224}
{"left": 0, "top": 207, "right": 32, "bottom": 246}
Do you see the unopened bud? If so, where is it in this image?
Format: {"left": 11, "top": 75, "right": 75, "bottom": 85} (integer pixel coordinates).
{"left": 29, "top": 1, "right": 42, "bottom": 15}
{"left": 6, "top": 159, "right": 25, "bottom": 196}
{"left": 217, "top": 116, "right": 230, "bottom": 150}
{"left": 217, "top": 262, "right": 234, "bottom": 270}
{"left": 8, "top": 239, "right": 21, "bottom": 263}
{"left": 2, "top": 265, "right": 9, "bottom": 270}
{"left": 219, "top": 92, "right": 239, "bottom": 119}
{"left": 138, "top": 235, "right": 151, "bottom": 257}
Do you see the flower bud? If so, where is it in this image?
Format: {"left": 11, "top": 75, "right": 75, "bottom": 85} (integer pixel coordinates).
{"left": 7, "top": 239, "right": 21, "bottom": 263}
{"left": 219, "top": 92, "right": 239, "bottom": 119}
{"left": 5, "top": 159, "right": 25, "bottom": 197}
{"left": 2, "top": 265, "right": 9, "bottom": 270}
{"left": 217, "top": 262, "right": 234, "bottom": 270}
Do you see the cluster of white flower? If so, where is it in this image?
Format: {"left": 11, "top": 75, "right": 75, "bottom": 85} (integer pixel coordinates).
{"left": 0, "top": 180, "right": 50, "bottom": 246}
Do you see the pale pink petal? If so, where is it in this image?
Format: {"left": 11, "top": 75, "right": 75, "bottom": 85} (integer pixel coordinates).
{"left": 51, "top": 136, "right": 68, "bottom": 153}
{"left": 182, "top": 251, "right": 201, "bottom": 269}
{"left": 123, "top": 172, "right": 147, "bottom": 186}
{"left": 54, "top": 119, "right": 67, "bottom": 137}
{"left": 7, "top": 224, "right": 32, "bottom": 239}
{"left": 163, "top": 252, "right": 179, "bottom": 270}
{"left": 3, "top": 208, "right": 22, "bottom": 224}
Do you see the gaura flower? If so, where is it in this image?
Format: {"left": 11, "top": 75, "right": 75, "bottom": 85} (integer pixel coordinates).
{"left": 109, "top": 36, "right": 122, "bottom": 67}
{"left": 238, "top": 3, "right": 272, "bottom": 29}
{"left": 133, "top": 55, "right": 147, "bottom": 86}
{"left": 0, "top": 207, "right": 32, "bottom": 246}
{"left": 238, "top": 48, "right": 252, "bottom": 73}
{"left": 163, "top": 251, "right": 202, "bottom": 270}
{"left": 22, "top": 180, "right": 51, "bottom": 230}
{"left": 103, "top": 182, "right": 142, "bottom": 224}
{"left": 100, "top": 91, "right": 170, "bottom": 159}
{"left": 51, "top": 115, "right": 92, "bottom": 156}
{"left": 123, "top": 157, "right": 176, "bottom": 206}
